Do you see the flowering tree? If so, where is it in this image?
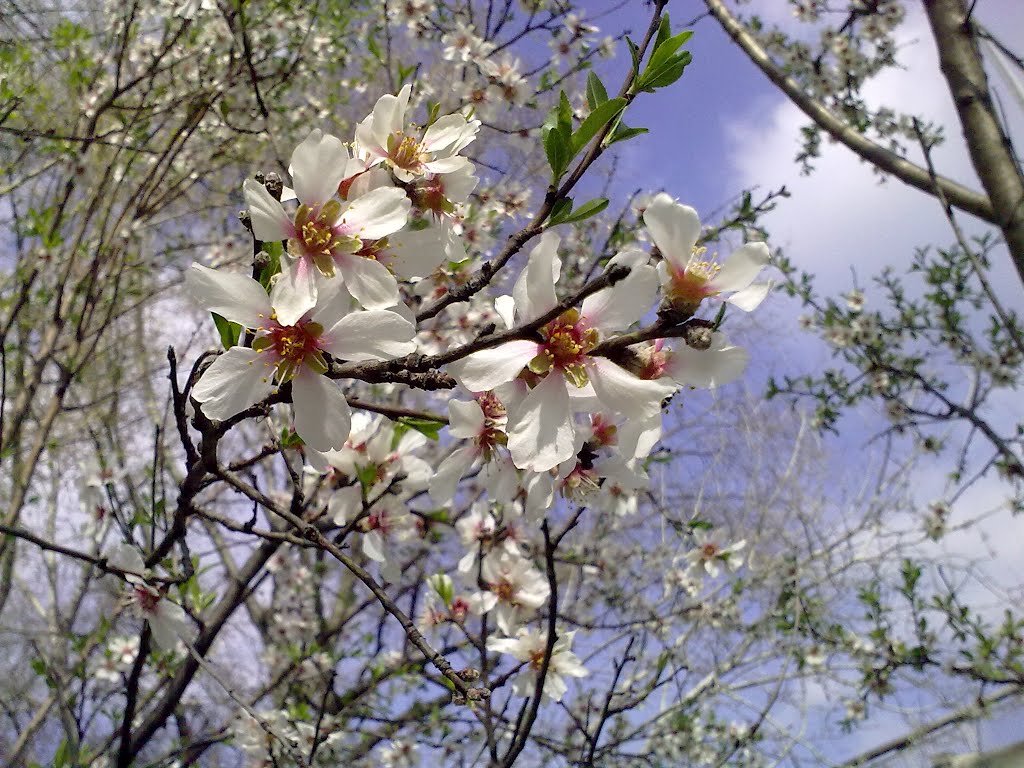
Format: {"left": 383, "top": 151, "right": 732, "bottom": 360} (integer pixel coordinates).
{"left": 0, "top": 1, "right": 1021, "bottom": 767}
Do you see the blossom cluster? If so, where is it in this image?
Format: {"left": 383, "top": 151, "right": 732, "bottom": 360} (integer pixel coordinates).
{"left": 177, "top": 84, "right": 771, "bottom": 702}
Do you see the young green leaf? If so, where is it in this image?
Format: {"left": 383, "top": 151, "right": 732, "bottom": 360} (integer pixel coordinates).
{"left": 585, "top": 71, "right": 609, "bottom": 110}
{"left": 557, "top": 197, "right": 608, "bottom": 225}
{"left": 571, "top": 97, "right": 627, "bottom": 156}
{"left": 211, "top": 312, "right": 241, "bottom": 350}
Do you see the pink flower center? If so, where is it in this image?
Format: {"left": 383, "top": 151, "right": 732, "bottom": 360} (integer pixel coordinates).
{"left": 667, "top": 248, "right": 721, "bottom": 308}
{"left": 387, "top": 132, "right": 427, "bottom": 173}
{"left": 528, "top": 309, "right": 599, "bottom": 388}
{"left": 134, "top": 585, "right": 161, "bottom": 614}
{"left": 254, "top": 321, "right": 326, "bottom": 383}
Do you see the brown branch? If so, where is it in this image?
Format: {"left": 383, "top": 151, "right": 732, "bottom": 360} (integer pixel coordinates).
{"left": 703, "top": 0, "right": 997, "bottom": 225}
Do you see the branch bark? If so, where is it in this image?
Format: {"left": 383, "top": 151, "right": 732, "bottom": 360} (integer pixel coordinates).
{"left": 923, "top": 0, "right": 1024, "bottom": 284}
{"left": 703, "top": 0, "right": 997, "bottom": 226}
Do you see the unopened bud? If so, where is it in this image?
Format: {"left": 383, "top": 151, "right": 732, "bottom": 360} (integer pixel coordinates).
{"left": 264, "top": 172, "right": 284, "bottom": 201}
{"left": 684, "top": 324, "right": 713, "bottom": 350}
{"left": 457, "top": 668, "right": 480, "bottom": 682}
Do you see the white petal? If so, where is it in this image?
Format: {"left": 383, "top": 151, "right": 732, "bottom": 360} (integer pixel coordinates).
{"left": 588, "top": 358, "right": 676, "bottom": 419}
{"left": 185, "top": 264, "right": 271, "bottom": 328}
{"left": 422, "top": 113, "right": 474, "bottom": 153}
{"left": 289, "top": 129, "right": 349, "bottom": 205}
{"left": 340, "top": 186, "right": 411, "bottom": 240}
{"left": 581, "top": 260, "right": 658, "bottom": 333}
{"left": 726, "top": 280, "right": 773, "bottom": 312}
{"left": 383, "top": 225, "right": 448, "bottom": 279}
{"left": 243, "top": 178, "right": 293, "bottom": 243}
{"left": 363, "top": 530, "right": 386, "bottom": 563}
{"left": 292, "top": 370, "right": 352, "bottom": 451}
{"left": 447, "top": 341, "right": 538, "bottom": 392}
{"left": 422, "top": 155, "right": 469, "bottom": 175}
{"left": 329, "top": 485, "right": 362, "bottom": 526}
{"left": 192, "top": 348, "right": 276, "bottom": 421}
{"left": 320, "top": 309, "right": 415, "bottom": 362}
{"left": 665, "top": 335, "right": 749, "bottom": 388}
{"left": 643, "top": 194, "right": 700, "bottom": 272}
{"left": 513, "top": 231, "right": 561, "bottom": 324}
{"left": 429, "top": 446, "right": 478, "bottom": 505}
{"left": 150, "top": 601, "right": 188, "bottom": 651}
{"left": 711, "top": 242, "right": 770, "bottom": 294}
{"left": 269, "top": 259, "right": 319, "bottom": 327}
{"left": 448, "top": 399, "right": 486, "bottom": 438}
{"left": 507, "top": 374, "right": 575, "bottom": 472}
{"left": 494, "top": 295, "right": 516, "bottom": 330}
{"left": 338, "top": 256, "right": 400, "bottom": 310}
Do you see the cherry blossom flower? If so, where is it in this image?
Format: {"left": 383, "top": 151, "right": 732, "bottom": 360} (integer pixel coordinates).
{"left": 643, "top": 193, "right": 771, "bottom": 313}
{"left": 487, "top": 627, "right": 588, "bottom": 701}
{"left": 244, "top": 129, "right": 411, "bottom": 317}
{"left": 447, "top": 234, "right": 676, "bottom": 471}
{"left": 355, "top": 84, "right": 480, "bottom": 183}
{"left": 686, "top": 529, "right": 746, "bottom": 579}
{"left": 429, "top": 394, "right": 517, "bottom": 507}
{"left": 186, "top": 264, "right": 415, "bottom": 451}
{"left": 467, "top": 550, "right": 550, "bottom": 634}
{"left": 633, "top": 333, "right": 750, "bottom": 390}
{"left": 108, "top": 545, "right": 189, "bottom": 652}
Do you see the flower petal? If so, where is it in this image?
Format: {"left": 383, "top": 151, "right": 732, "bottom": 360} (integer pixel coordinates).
{"left": 185, "top": 264, "right": 271, "bottom": 328}
{"left": 507, "top": 374, "right": 575, "bottom": 472}
{"left": 243, "top": 179, "right": 293, "bottom": 243}
{"left": 429, "top": 446, "right": 478, "bottom": 505}
{"left": 339, "top": 256, "right": 401, "bottom": 310}
{"left": 320, "top": 309, "right": 415, "bottom": 361}
{"left": 382, "top": 224, "right": 449, "bottom": 279}
{"left": 292, "top": 370, "right": 352, "bottom": 451}
{"left": 270, "top": 258, "right": 319, "bottom": 327}
{"left": 711, "top": 242, "right": 770, "bottom": 294}
{"left": 448, "top": 399, "right": 485, "bottom": 438}
{"left": 513, "top": 231, "right": 561, "bottom": 324}
{"left": 447, "top": 340, "right": 539, "bottom": 392}
{"left": 643, "top": 194, "right": 700, "bottom": 272}
{"left": 726, "top": 280, "right": 773, "bottom": 312}
{"left": 340, "top": 186, "right": 411, "bottom": 240}
{"left": 665, "top": 334, "right": 749, "bottom": 388}
{"left": 289, "top": 129, "right": 349, "bottom": 205}
{"left": 588, "top": 358, "right": 675, "bottom": 419}
{"left": 192, "top": 348, "right": 276, "bottom": 421}
{"left": 581, "top": 254, "right": 658, "bottom": 333}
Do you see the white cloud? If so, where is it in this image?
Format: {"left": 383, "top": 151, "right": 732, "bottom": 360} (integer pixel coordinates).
{"left": 724, "top": 4, "right": 1024, "bottom": 302}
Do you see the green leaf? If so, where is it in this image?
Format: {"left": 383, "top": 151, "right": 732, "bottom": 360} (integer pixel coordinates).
{"left": 646, "top": 29, "right": 694, "bottom": 71}
{"left": 636, "top": 51, "right": 693, "bottom": 92}
{"left": 626, "top": 35, "right": 641, "bottom": 73}
{"left": 585, "top": 71, "right": 609, "bottom": 110}
{"left": 547, "top": 197, "right": 574, "bottom": 226}
{"left": 543, "top": 128, "right": 571, "bottom": 181}
{"left": 604, "top": 124, "right": 648, "bottom": 147}
{"left": 396, "top": 415, "right": 445, "bottom": 441}
{"left": 653, "top": 13, "right": 673, "bottom": 54}
{"left": 211, "top": 312, "right": 241, "bottom": 350}
{"left": 571, "top": 97, "right": 627, "bottom": 156}
{"left": 555, "top": 198, "right": 609, "bottom": 226}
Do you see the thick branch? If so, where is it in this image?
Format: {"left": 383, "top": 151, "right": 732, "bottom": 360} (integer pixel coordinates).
{"left": 924, "top": 0, "right": 1024, "bottom": 284}
{"left": 703, "top": 0, "right": 996, "bottom": 226}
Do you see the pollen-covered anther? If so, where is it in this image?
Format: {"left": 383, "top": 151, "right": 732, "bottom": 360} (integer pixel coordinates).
{"left": 528, "top": 309, "right": 599, "bottom": 387}
{"left": 388, "top": 131, "right": 426, "bottom": 172}
{"left": 254, "top": 321, "right": 326, "bottom": 383}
